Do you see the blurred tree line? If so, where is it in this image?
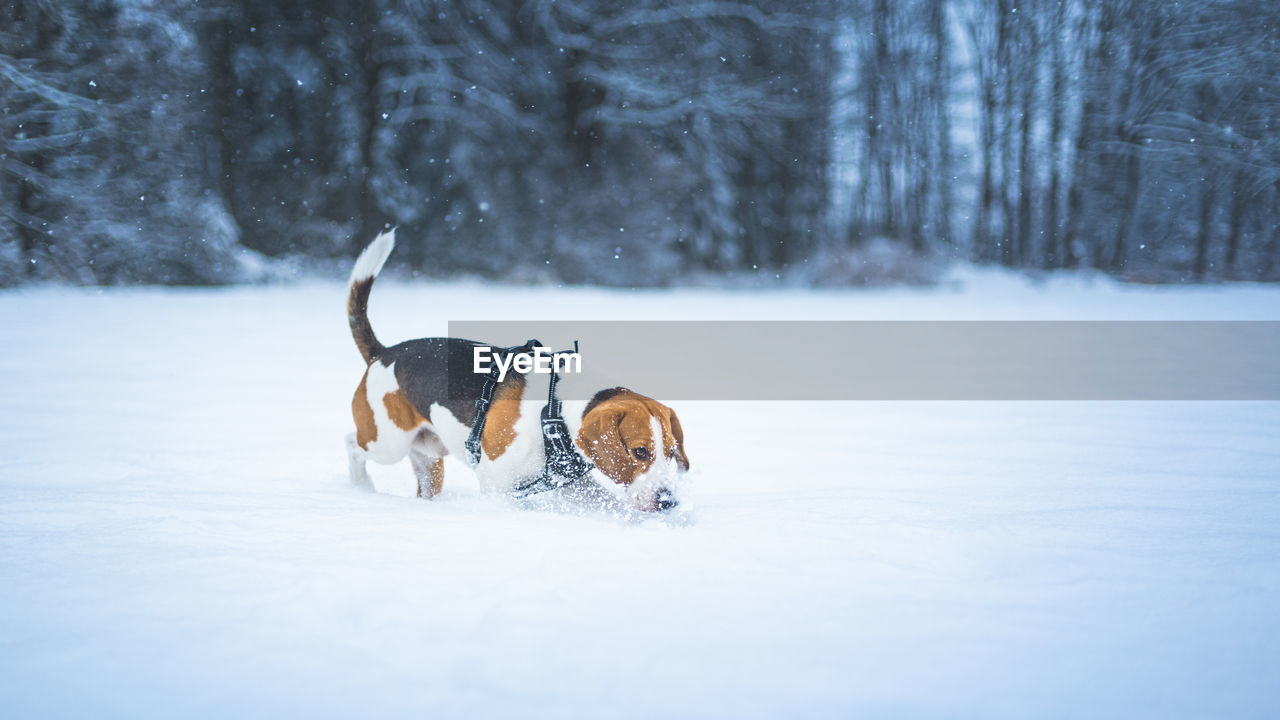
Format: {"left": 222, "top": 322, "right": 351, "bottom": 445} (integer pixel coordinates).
{"left": 2, "top": 0, "right": 1279, "bottom": 286}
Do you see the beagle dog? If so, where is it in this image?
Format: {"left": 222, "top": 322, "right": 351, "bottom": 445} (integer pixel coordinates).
{"left": 344, "top": 231, "right": 690, "bottom": 512}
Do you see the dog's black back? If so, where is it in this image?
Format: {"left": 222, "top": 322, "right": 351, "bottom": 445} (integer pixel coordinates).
{"left": 378, "top": 337, "right": 525, "bottom": 425}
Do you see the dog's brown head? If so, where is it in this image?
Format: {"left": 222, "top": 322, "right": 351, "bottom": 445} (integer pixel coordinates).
{"left": 576, "top": 388, "right": 690, "bottom": 511}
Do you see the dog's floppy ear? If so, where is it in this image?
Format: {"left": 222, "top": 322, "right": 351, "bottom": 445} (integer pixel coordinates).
{"left": 667, "top": 408, "right": 690, "bottom": 471}
{"left": 577, "top": 404, "right": 636, "bottom": 485}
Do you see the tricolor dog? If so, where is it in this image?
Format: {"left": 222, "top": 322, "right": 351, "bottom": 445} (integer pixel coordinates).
{"left": 345, "top": 231, "right": 690, "bottom": 511}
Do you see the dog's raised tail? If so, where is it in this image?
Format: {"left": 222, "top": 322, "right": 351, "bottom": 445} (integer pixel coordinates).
{"left": 348, "top": 229, "right": 396, "bottom": 364}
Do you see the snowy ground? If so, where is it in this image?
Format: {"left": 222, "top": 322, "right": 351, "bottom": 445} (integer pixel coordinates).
{"left": 2, "top": 268, "right": 1279, "bottom": 719}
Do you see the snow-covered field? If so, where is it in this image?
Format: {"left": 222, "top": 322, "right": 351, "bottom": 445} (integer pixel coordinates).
{"left": 2, "top": 269, "right": 1279, "bottom": 719}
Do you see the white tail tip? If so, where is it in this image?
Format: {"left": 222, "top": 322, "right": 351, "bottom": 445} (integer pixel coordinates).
{"left": 349, "top": 229, "right": 397, "bottom": 284}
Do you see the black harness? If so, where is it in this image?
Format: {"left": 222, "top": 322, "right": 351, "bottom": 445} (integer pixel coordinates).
{"left": 464, "top": 339, "right": 596, "bottom": 498}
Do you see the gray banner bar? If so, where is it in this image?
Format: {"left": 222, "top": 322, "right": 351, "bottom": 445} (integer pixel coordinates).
{"left": 448, "top": 321, "right": 1280, "bottom": 400}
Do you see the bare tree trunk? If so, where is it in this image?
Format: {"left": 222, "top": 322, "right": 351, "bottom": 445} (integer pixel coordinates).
{"left": 911, "top": 90, "right": 929, "bottom": 253}
{"left": 997, "top": 0, "right": 1015, "bottom": 266}
{"left": 1111, "top": 152, "right": 1141, "bottom": 272}
{"left": 206, "top": 2, "right": 243, "bottom": 238}
{"left": 909, "top": 42, "right": 928, "bottom": 254}
{"left": 975, "top": 116, "right": 995, "bottom": 259}
{"left": 1195, "top": 174, "right": 1216, "bottom": 280}
{"left": 354, "top": 2, "right": 384, "bottom": 254}
{"left": 1224, "top": 170, "right": 1246, "bottom": 278}
{"left": 874, "top": 0, "right": 894, "bottom": 239}
{"left": 931, "top": 0, "right": 953, "bottom": 249}
{"left": 1015, "top": 1, "right": 1038, "bottom": 267}
{"left": 1064, "top": 1, "right": 1103, "bottom": 269}
{"left": 1267, "top": 180, "right": 1280, "bottom": 278}
{"left": 971, "top": 19, "right": 996, "bottom": 260}
{"left": 1045, "top": 0, "right": 1066, "bottom": 269}
{"left": 852, "top": 7, "right": 884, "bottom": 246}
{"left": 853, "top": 85, "right": 872, "bottom": 246}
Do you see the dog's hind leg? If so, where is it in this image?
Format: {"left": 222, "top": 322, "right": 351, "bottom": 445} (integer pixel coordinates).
{"left": 346, "top": 433, "right": 375, "bottom": 492}
{"left": 409, "top": 426, "right": 447, "bottom": 499}
{"left": 410, "top": 450, "right": 445, "bottom": 499}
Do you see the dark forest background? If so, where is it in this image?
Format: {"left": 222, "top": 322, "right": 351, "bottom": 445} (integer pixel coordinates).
{"left": 3, "top": 0, "right": 1280, "bottom": 286}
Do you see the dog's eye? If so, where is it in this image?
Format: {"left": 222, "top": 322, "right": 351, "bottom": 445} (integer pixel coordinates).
{"left": 631, "top": 447, "right": 651, "bottom": 461}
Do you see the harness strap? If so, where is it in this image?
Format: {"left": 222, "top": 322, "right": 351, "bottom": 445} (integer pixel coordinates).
{"left": 464, "top": 339, "right": 540, "bottom": 467}
{"left": 512, "top": 354, "right": 596, "bottom": 498}
{"left": 464, "top": 339, "right": 595, "bottom": 496}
